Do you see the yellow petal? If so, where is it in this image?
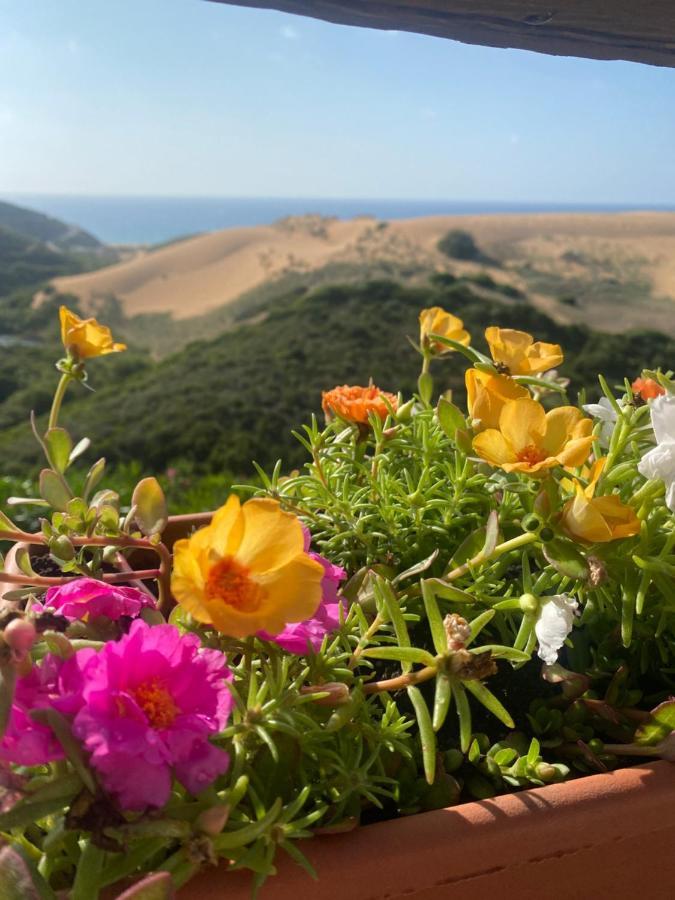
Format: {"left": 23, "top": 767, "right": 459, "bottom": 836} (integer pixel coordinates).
{"left": 466, "top": 369, "right": 528, "bottom": 430}
{"left": 472, "top": 429, "right": 516, "bottom": 466}
{"left": 498, "top": 398, "right": 547, "bottom": 452}
{"left": 485, "top": 326, "right": 532, "bottom": 372}
{"left": 542, "top": 407, "right": 586, "bottom": 455}
{"left": 555, "top": 435, "right": 596, "bottom": 469}
{"left": 237, "top": 498, "right": 305, "bottom": 573}
{"left": 562, "top": 486, "right": 611, "bottom": 542}
{"left": 208, "top": 495, "right": 245, "bottom": 558}
{"left": 523, "top": 340, "right": 564, "bottom": 375}
{"left": 593, "top": 496, "right": 640, "bottom": 539}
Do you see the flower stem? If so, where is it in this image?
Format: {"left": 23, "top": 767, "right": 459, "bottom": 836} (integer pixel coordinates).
{"left": 48, "top": 372, "right": 72, "bottom": 431}
{"left": 445, "top": 530, "right": 538, "bottom": 582}
{"left": 363, "top": 664, "right": 437, "bottom": 695}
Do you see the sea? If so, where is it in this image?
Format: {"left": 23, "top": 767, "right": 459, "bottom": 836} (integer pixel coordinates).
{"left": 4, "top": 194, "right": 675, "bottom": 246}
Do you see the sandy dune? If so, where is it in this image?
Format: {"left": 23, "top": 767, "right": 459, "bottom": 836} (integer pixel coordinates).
{"left": 50, "top": 211, "right": 675, "bottom": 328}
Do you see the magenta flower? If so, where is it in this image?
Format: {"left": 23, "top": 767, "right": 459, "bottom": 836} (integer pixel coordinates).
{"left": 0, "top": 655, "right": 66, "bottom": 766}
{"left": 70, "top": 620, "right": 233, "bottom": 810}
{"left": 34, "top": 577, "right": 157, "bottom": 622}
{"left": 258, "top": 531, "right": 347, "bottom": 654}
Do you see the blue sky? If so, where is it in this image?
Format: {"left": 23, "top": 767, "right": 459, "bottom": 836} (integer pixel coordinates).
{"left": 1, "top": 0, "right": 675, "bottom": 202}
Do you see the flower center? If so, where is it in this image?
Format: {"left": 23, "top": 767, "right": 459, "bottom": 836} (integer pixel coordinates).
{"left": 132, "top": 678, "right": 179, "bottom": 730}
{"left": 516, "top": 444, "right": 547, "bottom": 466}
{"left": 205, "top": 557, "right": 264, "bottom": 612}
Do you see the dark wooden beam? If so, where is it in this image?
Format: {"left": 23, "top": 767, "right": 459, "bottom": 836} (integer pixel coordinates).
{"left": 208, "top": 1, "right": 675, "bottom": 68}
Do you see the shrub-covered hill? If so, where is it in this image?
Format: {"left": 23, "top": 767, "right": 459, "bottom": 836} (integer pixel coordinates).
{"left": 0, "top": 278, "right": 673, "bottom": 477}
{"left": 0, "top": 199, "right": 102, "bottom": 251}
{"left": 0, "top": 227, "right": 87, "bottom": 296}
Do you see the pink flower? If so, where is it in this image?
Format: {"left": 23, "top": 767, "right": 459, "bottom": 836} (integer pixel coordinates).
{"left": 70, "top": 620, "right": 233, "bottom": 810}
{"left": 0, "top": 656, "right": 66, "bottom": 765}
{"left": 258, "top": 530, "right": 347, "bottom": 654}
{"left": 34, "top": 578, "right": 157, "bottom": 622}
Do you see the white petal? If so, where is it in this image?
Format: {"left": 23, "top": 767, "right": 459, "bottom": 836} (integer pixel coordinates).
{"left": 582, "top": 398, "right": 617, "bottom": 423}
{"left": 535, "top": 594, "right": 578, "bottom": 666}
{"left": 649, "top": 394, "right": 675, "bottom": 446}
{"left": 638, "top": 443, "right": 675, "bottom": 482}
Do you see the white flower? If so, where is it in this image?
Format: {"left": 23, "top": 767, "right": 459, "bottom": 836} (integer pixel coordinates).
{"left": 582, "top": 397, "right": 621, "bottom": 448}
{"left": 637, "top": 393, "right": 675, "bottom": 513}
{"left": 535, "top": 594, "right": 579, "bottom": 665}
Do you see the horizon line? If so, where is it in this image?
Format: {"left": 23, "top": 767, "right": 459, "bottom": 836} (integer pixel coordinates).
{"left": 3, "top": 192, "right": 675, "bottom": 208}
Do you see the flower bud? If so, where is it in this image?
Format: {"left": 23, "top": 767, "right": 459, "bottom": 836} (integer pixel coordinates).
{"left": 518, "top": 593, "right": 539, "bottom": 615}
{"left": 49, "top": 534, "right": 75, "bottom": 562}
{"left": 3, "top": 618, "right": 37, "bottom": 656}
{"left": 395, "top": 398, "right": 415, "bottom": 423}
{"left": 539, "top": 526, "right": 555, "bottom": 543}
{"left": 587, "top": 555, "right": 607, "bottom": 587}
{"left": 535, "top": 763, "right": 558, "bottom": 782}
{"left": 300, "top": 682, "right": 350, "bottom": 706}
{"left": 444, "top": 614, "right": 471, "bottom": 651}
{"left": 195, "top": 804, "right": 229, "bottom": 836}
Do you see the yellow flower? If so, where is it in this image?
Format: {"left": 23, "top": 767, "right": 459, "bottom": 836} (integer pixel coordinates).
{"left": 419, "top": 307, "right": 470, "bottom": 353}
{"left": 465, "top": 367, "right": 529, "bottom": 431}
{"left": 561, "top": 470, "right": 640, "bottom": 543}
{"left": 485, "top": 326, "right": 563, "bottom": 375}
{"left": 59, "top": 306, "right": 126, "bottom": 358}
{"left": 473, "top": 397, "right": 594, "bottom": 475}
{"left": 171, "top": 496, "right": 324, "bottom": 638}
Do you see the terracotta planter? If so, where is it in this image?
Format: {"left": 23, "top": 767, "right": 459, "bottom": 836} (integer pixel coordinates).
{"left": 181, "top": 761, "right": 674, "bottom": 900}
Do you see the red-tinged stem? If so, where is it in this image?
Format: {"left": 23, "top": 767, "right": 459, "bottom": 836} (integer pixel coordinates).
{"left": 0, "top": 569, "right": 162, "bottom": 588}
{"left": 363, "top": 665, "right": 437, "bottom": 695}
{"left": 0, "top": 529, "right": 172, "bottom": 608}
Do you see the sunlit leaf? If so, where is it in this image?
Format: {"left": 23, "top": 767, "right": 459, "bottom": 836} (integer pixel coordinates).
{"left": 132, "top": 477, "right": 168, "bottom": 536}
{"left": 44, "top": 428, "right": 73, "bottom": 474}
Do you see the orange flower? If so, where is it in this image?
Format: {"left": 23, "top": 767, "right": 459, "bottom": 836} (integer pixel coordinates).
{"left": 632, "top": 377, "right": 665, "bottom": 401}
{"left": 485, "top": 327, "right": 563, "bottom": 376}
{"left": 472, "top": 397, "right": 594, "bottom": 476}
{"left": 322, "top": 385, "right": 398, "bottom": 424}
{"left": 465, "top": 367, "right": 529, "bottom": 431}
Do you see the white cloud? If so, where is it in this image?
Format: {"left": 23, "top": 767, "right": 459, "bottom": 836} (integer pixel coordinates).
{"left": 280, "top": 25, "right": 299, "bottom": 40}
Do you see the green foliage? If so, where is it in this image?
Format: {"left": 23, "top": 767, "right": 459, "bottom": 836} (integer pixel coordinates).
{"left": 437, "top": 229, "right": 482, "bottom": 261}
{"left": 0, "top": 280, "right": 673, "bottom": 479}
{"left": 0, "top": 199, "right": 103, "bottom": 251}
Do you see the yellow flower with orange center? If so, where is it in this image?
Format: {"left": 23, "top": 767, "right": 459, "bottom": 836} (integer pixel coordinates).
{"left": 59, "top": 306, "right": 126, "bottom": 359}
{"left": 485, "top": 326, "right": 563, "bottom": 376}
{"left": 561, "top": 460, "right": 640, "bottom": 543}
{"left": 465, "top": 367, "right": 529, "bottom": 431}
{"left": 472, "top": 397, "right": 594, "bottom": 475}
{"left": 419, "top": 307, "right": 470, "bottom": 353}
{"left": 322, "top": 385, "right": 398, "bottom": 424}
{"left": 171, "top": 496, "right": 324, "bottom": 638}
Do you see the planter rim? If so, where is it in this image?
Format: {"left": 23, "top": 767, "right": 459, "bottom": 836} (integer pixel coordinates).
{"left": 181, "top": 760, "right": 675, "bottom": 899}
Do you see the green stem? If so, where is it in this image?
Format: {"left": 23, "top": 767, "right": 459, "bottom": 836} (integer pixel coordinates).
{"left": 48, "top": 372, "right": 72, "bottom": 431}
{"left": 446, "top": 530, "right": 538, "bottom": 581}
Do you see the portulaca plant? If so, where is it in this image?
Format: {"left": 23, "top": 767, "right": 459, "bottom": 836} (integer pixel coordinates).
{"left": 0, "top": 305, "right": 673, "bottom": 898}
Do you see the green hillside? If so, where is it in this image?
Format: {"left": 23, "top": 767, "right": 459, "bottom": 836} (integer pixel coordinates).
{"left": 0, "top": 198, "right": 102, "bottom": 251}
{"left": 0, "top": 278, "right": 672, "bottom": 479}
{"left": 0, "top": 226, "right": 87, "bottom": 296}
